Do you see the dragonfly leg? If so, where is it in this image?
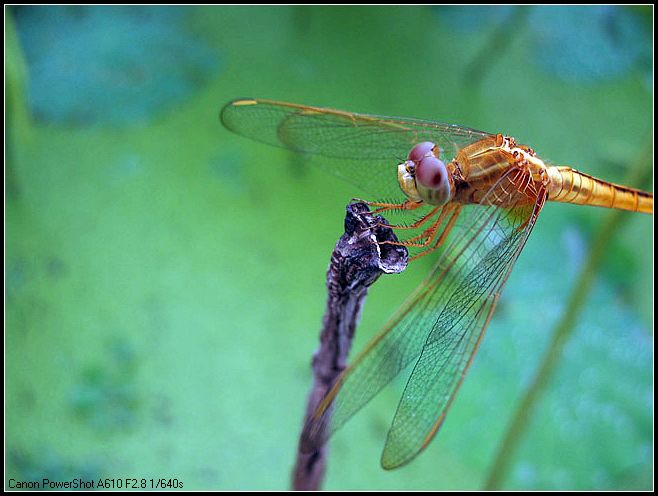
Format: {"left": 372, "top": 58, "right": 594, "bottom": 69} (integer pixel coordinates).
{"left": 397, "top": 206, "right": 452, "bottom": 243}
{"left": 377, "top": 206, "right": 441, "bottom": 230}
{"left": 409, "top": 205, "right": 462, "bottom": 261}
{"left": 379, "top": 204, "right": 455, "bottom": 249}
{"left": 354, "top": 198, "right": 424, "bottom": 215}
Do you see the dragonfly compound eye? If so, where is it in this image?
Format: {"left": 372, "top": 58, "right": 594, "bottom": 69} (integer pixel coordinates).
{"left": 407, "top": 141, "right": 438, "bottom": 162}
{"left": 417, "top": 156, "right": 448, "bottom": 189}
{"left": 416, "top": 156, "right": 452, "bottom": 205}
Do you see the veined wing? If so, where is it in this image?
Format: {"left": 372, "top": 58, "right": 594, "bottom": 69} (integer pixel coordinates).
{"left": 220, "top": 98, "right": 493, "bottom": 199}
{"left": 301, "top": 168, "right": 546, "bottom": 469}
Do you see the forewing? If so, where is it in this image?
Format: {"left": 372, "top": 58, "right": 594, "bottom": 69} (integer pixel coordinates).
{"left": 220, "top": 98, "right": 493, "bottom": 199}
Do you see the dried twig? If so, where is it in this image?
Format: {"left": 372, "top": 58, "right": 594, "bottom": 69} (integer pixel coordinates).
{"left": 291, "top": 201, "right": 408, "bottom": 491}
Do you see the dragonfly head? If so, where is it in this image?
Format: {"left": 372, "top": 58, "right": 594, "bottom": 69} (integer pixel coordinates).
{"left": 398, "top": 142, "right": 455, "bottom": 206}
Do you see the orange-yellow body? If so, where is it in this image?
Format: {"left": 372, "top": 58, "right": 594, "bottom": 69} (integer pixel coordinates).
{"left": 402, "top": 133, "right": 653, "bottom": 214}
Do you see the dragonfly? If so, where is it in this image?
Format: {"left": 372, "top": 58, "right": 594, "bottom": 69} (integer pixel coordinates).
{"left": 220, "top": 98, "right": 653, "bottom": 470}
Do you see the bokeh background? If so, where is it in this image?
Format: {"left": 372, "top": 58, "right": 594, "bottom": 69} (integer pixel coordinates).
{"left": 5, "top": 5, "right": 653, "bottom": 490}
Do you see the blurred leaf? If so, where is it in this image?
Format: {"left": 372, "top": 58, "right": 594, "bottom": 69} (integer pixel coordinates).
{"left": 529, "top": 6, "right": 651, "bottom": 84}
{"left": 13, "top": 6, "right": 220, "bottom": 127}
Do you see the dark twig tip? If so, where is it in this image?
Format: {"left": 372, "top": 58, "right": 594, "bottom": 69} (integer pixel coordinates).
{"left": 291, "top": 201, "right": 408, "bottom": 490}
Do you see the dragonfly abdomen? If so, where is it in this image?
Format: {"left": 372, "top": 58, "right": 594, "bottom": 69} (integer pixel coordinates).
{"left": 546, "top": 166, "right": 653, "bottom": 214}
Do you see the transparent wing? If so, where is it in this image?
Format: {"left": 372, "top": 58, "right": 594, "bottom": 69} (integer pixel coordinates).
{"left": 220, "top": 98, "right": 493, "bottom": 200}
{"left": 301, "top": 168, "right": 546, "bottom": 469}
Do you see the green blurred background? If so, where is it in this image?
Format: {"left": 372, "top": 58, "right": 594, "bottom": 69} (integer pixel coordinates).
{"left": 5, "top": 5, "right": 653, "bottom": 490}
